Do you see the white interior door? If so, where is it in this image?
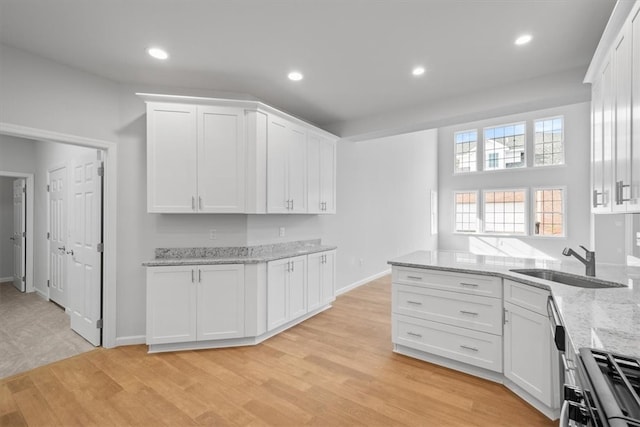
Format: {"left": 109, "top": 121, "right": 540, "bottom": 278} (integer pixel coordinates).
{"left": 48, "top": 167, "right": 67, "bottom": 306}
{"left": 12, "top": 179, "right": 26, "bottom": 292}
{"left": 68, "top": 151, "right": 102, "bottom": 346}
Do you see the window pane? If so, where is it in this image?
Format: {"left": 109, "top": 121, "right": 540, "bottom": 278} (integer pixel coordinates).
{"left": 534, "top": 188, "right": 564, "bottom": 236}
{"left": 534, "top": 117, "right": 564, "bottom": 166}
{"left": 483, "top": 190, "right": 526, "bottom": 234}
{"left": 454, "top": 130, "right": 478, "bottom": 173}
{"left": 454, "top": 191, "right": 477, "bottom": 232}
{"left": 484, "top": 123, "right": 526, "bottom": 170}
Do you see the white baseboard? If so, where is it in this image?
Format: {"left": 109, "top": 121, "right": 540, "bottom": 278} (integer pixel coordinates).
{"left": 35, "top": 288, "right": 48, "bottom": 300}
{"left": 336, "top": 268, "right": 391, "bottom": 296}
{"left": 115, "top": 335, "right": 146, "bottom": 347}
{"left": 0, "top": 276, "right": 12, "bottom": 283}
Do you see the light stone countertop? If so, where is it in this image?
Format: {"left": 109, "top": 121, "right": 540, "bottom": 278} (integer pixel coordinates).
{"left": 388, "top": 250, "right": 640, "bottom": 358}
{"left": 144, "top": 239, "right": 337, "bottom": 267}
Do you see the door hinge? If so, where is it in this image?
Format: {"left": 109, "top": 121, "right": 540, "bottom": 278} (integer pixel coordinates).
{"left": 97, "top": 242, "right": 104, "bottom": 253}
{"left": 47, "top": 279, "right": 50, "bottom": 287}
{"left": 97, "top": 164, "right": 104, "bottom": 177}
{"left": 22, "top": 276, "right": 25, "bottom": 282}
{"left": 22, "top": 231, "right": 26, "bottom": 237}
{"left": 22, "top": 186, "right": 26, "bottom": 193}
{"left": 46, "top": 184, "right": 50, "bottom": 192}
{"left": 47, "top": 232, "right": 50, "bottom": 239}
{"left": 96, "top": 319, "right": 103, "bottom": 329}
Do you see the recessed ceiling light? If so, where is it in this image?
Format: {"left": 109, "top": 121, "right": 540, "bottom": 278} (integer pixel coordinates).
{"left": 147, "top": 47, "right": 169, "bottom": 60}
{"left": 515, "top": 34, "right": 532, "bottom": 46}
{"left": 288, "top": 71, "right": 303, "bottom": 81}
{"left": 412, "top": 66, "right": 426, "bottom": 76}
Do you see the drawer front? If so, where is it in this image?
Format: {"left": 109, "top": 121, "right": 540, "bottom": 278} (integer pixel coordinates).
{"left": 504, "top": 279, "right": 550, "bottom": 316}
{"left": 393, "top": 267, "right": 502, "bottom": 298}
{"left": 393, "top": 284, "right": 502, "bottom": 335}
{"left": 392, "top": 314, "right": 503, "bottom": 372}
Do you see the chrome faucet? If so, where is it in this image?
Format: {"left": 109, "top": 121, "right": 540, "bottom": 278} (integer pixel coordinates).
{"left": 562, "top": 246, "right": 596, "bottom": 277}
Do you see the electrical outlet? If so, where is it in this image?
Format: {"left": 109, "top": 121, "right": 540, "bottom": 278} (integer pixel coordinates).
{"left": 279, "top": 227, "right": 285, "bottom": 237}
{"left": 209, "top": 229, "right": 216, "bottom": 240}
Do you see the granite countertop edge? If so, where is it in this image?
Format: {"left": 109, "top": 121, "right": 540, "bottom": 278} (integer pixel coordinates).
{"left": 144, "top": 245, "right": 337, "bottom": 266}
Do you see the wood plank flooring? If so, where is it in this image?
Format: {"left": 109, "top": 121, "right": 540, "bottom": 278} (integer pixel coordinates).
{"left": 0, "top": 276, "right": 555, "bottom": 426}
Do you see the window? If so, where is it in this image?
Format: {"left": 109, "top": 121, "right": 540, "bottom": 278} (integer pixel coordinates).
{"left": 483, "top": 189, "right": 526, "bottom": 234}
{"left": 534, "top": 188, "right": 564, "bottom": 236}
{"left": 454, "top": 130, "right": 477, "bottom": 173}
{"left": 454, "top": 191, "right": 478, "bottom": 232}
{"left": 484, "top": 123, "right": 526, "bottom": 170}
{"left": 534, "top": 117, "right": 564, "bottom": 166}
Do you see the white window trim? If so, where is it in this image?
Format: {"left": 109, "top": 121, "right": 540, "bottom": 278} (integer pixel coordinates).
{"left": 482, "top": 121, "right": 527, "bottom": 172}
{"left": 453, "top": 190, "right": 479, "bottom": 233}
{"left": 453, "top": 129, "right": 479, "bottom": 175}
{"left": 531, "top": 185, "right": 567, "bottom": 238}
{"left": 533, "top": 115, "right": 565, "bottom": 168}
{"left": 482, "top": 188, "right": 529, "bottom": 236}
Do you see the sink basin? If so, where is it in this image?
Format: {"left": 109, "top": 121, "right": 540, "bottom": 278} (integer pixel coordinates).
{"left": 509, "top": 269, "right": 625, "bottom": 289}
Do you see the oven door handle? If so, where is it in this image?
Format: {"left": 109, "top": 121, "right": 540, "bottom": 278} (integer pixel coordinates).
{"left": 547, "top": 296, "right": 566, "bottom": 352}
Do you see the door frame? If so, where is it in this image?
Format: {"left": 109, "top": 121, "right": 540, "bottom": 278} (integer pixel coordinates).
{"left": 0, "top": 172, "right": 33, "bottom": 293}
{"left": 0, "top": 122, "right": 118, "bottom": 348}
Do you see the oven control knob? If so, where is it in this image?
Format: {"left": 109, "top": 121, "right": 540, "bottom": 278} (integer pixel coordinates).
{"left": 568, "top": 402, "right": 590, "bottom": 425}
{"left": 564, "top": 385, "right": 583, "bottom": 402}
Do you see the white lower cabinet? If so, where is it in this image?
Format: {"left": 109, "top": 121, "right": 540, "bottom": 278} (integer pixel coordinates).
{"left": 307, "top": 250, "right": 336, "bottom": 311}
{"left": 267, "top": 255, "right": 307, "bottom": 330}
{"left": 147, "top": 264, "right": 245, "bottom": 345}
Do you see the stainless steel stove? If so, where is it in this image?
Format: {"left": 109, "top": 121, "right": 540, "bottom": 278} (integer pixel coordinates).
{"left": 563, "top": 348, "right": 640, "bottom": 426}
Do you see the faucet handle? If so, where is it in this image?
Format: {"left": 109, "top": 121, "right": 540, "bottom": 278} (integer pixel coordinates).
{"left": 579, "top": 245, "right": 593, "bottom": 254}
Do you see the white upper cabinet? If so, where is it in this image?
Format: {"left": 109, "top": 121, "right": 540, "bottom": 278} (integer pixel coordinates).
{"left": 587, "top": 1, "right": 640, "bottom": 213}
{"left": 142, "top": 94, "right": 337, "bottom": 214}
{"left": 147, "top": 103, "right": 198, "bottom": 213}
{"left": 308, "top": 132, "right": 337, "bottom": 214}
{"left": 266, "top": 115, "right": 308, "bottom": 213}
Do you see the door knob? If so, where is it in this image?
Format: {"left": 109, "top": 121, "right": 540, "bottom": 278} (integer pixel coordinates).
{"left": 58, "top": 246, "right": 66, "bottom": 252}
{"left": 66, "top": 250, "right": 74, "bottom": 256}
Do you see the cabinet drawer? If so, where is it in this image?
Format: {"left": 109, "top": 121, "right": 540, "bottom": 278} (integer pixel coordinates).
{"left": 393, "top": 284, "right": 502, "bottom": 335}
{"left": 392, "top": 314, "right": 503, "bottom": 373}
{"left": 393, "top": 267, "right": 502, "bottom": 298}
{"left": 504, "top": 279, "right": 550, "bottom": 316}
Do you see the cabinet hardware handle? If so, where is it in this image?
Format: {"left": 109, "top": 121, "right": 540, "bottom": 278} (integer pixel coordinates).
{"left": 592, "top": 189, "right": 604, "bottom": 208}
{"left": 460, "top": 282, "right": 479, "bottom": 288}
{"left": 291, "top": 199, "right": 294, "bottom": 210}
{"left": 504, "top": 308, "right": 508, "bottom": 324}
{"left": 407, "top": 300, "right": 422, "bottom": 305}
{"left": 407, "top": 275, "right": 423, "bottom": 280}
{"left": 407, "top": 331, "right": 422, "bottom": 338}
{"left": 199, "top": 197, "right": 203, "bottom": 210}
{"left": 191, "top": 270, "right": 195, "bottom": 283}
{"left": 291, "top": 261, "right": 294, "bottom": 272}
{"left": 460, "top": 345, "right": 479, "bottom": 352}
{"left": 616, "top": 180, "right": 631, "bottom": 204}
{"left": 198, "top": 269, "right": 201, "bottom": 283}
{"left": 460, "top": 310, "right": 479, "bottom": 316}
{"left": 192, "top": 196, "right": 196, "bottom": 211}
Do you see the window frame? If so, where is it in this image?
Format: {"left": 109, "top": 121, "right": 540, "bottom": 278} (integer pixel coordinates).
{"left": 533, "top": 115, "right": 565, "bottom": 168}
{"left": 531, "top": 186, "right": 567, "bottom": 238}
{"left": 481, "top": 188, "right": 529, "bottom": 236}
{"left": 452, "top": 190, "right": 479, "bottom": 234}
{"left": 482, "top": 121, "right": 527, "bottom": 172}
{"left": 453, "top": 129, "right": 479, "bottom": 174}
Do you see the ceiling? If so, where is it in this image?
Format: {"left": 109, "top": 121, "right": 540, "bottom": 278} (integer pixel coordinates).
{"left": 0, "top": 0, "right": 616, "bottom": 136}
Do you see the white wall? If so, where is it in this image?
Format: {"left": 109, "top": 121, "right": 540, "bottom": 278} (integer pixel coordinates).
{"left": 438, "top": 102, "right": 592, "bottom": 260}
{"left": 0, "top": 177, "right": 14, "bottom": 279}
{"left": 0, "top": 134, "right": 37, "bottom": 174}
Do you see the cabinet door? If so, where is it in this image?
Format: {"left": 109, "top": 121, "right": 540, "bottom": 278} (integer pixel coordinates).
{"left": 307, "top": 134, "right": 322, "bottom": 214}
{"left": 307, "top": 252, "right": 322, "bottom": 312}
{"left": 196, "top": 264, "right": 245, "bottom": 340}
{"left": 267, "top": 258, "right": 289, "bottom": 330}
{"left": 613, "top": 28, "right": 632, "bottom": 212}
{"left": 147, "top": 103, "right": 198, "bottom": 212}
{"left": 267, "top": 117, "right": 290, "bottom": 213}
{"left": 592, "top": 78, "right": 608, "bottom": 212}
{"left": 504, "top": 301, "right": 557, "bottom": 408}
{"left": 288, "top": 125, "right": 308, "bottom": 213}
{"left": 146, "top": 266, "right": 197, "bottom": 344}
{"left": 602, "top": 58, "right": 615, "bottom": 211}
{"left": 197, "top": 106, "right": 246, "bottom": 213}
{"left": 319, "top": 139, "right": 336, "bottom": 214}
{"left": 288, "top": 256, "right": 307, "bottom": 319}
{"left": 320, "top": 250, "right": 336, "bottom": 305}
{"left": 630, "top": 5, "right": 640, "bottom": 211}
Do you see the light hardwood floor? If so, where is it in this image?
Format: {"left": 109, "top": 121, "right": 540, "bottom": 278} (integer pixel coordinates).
{"left": 0, "top": 276, "right": 555, "bottom": 426}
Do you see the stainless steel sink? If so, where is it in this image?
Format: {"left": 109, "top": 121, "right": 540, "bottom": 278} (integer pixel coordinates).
{"left": 509, "top": 269, "right": 625, "bottom": 289}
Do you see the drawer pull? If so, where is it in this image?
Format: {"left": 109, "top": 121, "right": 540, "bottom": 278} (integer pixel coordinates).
{"left": 407, "top": 275, "right": 423, "bottom": 280}
{"left": 460, "top": 282, "right": 479, "bottom": 288}
{"left": 459, "top": 310, "right": 479, "bottom": 316}
{"left": 407, "top": 300, "right": 423, "bottom": 305}
{"left": 407, "top": 331, "right": 423, "bottom": 338}
{"left": 460, "top": 345, "right": 479, "bottom": 352}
